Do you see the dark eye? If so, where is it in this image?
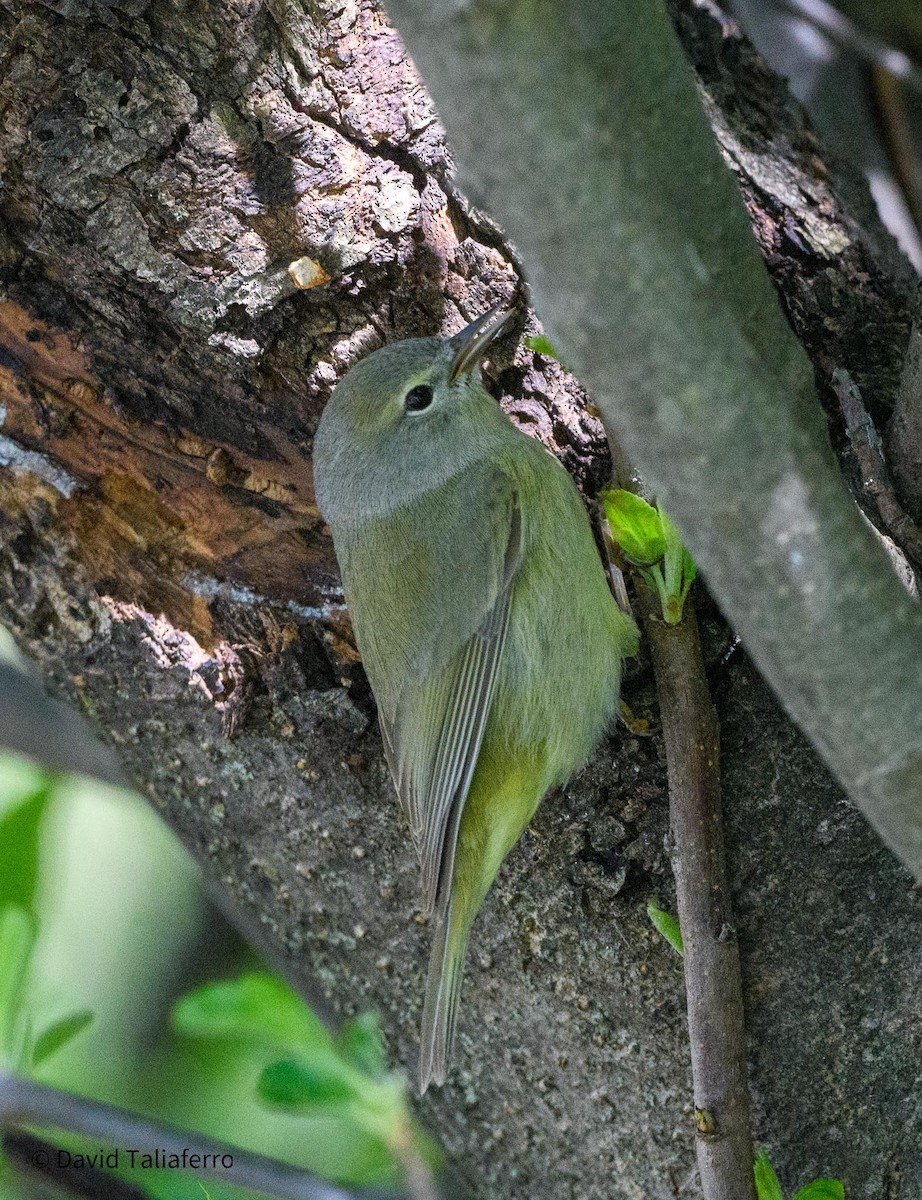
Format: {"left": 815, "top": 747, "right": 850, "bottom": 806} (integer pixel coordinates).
{"left": 404, "top": 384, "right": 434, "bottom": 412}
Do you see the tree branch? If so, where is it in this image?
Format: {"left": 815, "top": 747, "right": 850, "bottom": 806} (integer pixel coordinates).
{"left": 382, "top": 0, "right": 922, "bottom": 879}
{"left": 0, "top": 1073, "right": 398, "bottom": 1200}
{"left": 833, "top": 367, "right": 922, "bottom": 573}
{"left": 0, "top": 663, "right": 123, "bottom": 787}
{"left": 636, "top": 588, "right": 755, "bottom": 1200}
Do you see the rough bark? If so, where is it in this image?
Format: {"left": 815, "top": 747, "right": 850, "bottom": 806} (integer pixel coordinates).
{"left": 887, "top": 288, "right": 922, "bottom": 524}
{"left": 1, "top": 2, "right": 921, "bottom": 1198}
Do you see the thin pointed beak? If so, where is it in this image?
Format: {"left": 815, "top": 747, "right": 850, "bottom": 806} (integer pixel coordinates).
{"left": 448, "top": 303, "right": 516, "bottom": 381}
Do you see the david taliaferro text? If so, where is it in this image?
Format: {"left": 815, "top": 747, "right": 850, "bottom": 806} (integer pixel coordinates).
{"left": 55, "top": 1149, "right": 235, "bottom": 1170}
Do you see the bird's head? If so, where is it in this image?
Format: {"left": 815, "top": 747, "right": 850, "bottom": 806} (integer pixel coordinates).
{"left": 313, "top": 305, "right": 516, "bottom": 523}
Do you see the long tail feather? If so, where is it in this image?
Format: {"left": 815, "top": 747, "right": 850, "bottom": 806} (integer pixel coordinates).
{"left": 418, "top": 900, "right": 470, "bottom": 1093}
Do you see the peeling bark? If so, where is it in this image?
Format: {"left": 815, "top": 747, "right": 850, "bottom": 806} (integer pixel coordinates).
{"left": 1, "top": 2, "right": 921, "bottom": 1198}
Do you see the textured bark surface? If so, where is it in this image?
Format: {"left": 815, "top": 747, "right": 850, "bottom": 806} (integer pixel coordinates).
{"left": 1, "top": 2, "right": 921, "bottom": 1198}
{"left": 887, "top": 294, "right": 922, "bottom": 524}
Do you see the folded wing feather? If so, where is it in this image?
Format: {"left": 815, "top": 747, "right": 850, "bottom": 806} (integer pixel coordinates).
{"left": 379, "top": 499, "right": 522, "bottom": 917}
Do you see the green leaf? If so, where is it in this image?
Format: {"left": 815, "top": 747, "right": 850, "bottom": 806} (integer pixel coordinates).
{"left": 680, "top": 546, "right": 698, "bottom": 592}
{"left": 338, "top": 1012, "right": 387, "bottom": 1079}
{"left": 658, "top": 506, "right": 697, "bottom": 624}
{"left": 31, "top": 1008, "right": 94, "bottom": 1068}
{"left": 0, "top": 905, "right": 36, "bottom": 1069}
{"left": 172, "top": 972, "right": 333, "bottom": 1056}
{"left": 646, "top": 898, "right": 684, "bottom": 956}
{"left": 523, "top": 334, "right": 560, "bottom": 360}
{"left": 0, "top": 783, "right": 53, "bottom": 910}
{"left": 603, "top": 489, "right": 667, "bottom": 566}
{"left": 258, "top": 1055, "right": 360, "bottom": 1111}
{"left": 793, "top": 1181, "right": 844, "bottom": 1200}
{"left": 754, "top": 1148, "right": 785, "bottom": 1200}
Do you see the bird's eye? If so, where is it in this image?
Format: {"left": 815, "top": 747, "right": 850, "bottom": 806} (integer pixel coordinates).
{"left": 404, "top": 384, "right": 434, "bottom": 412}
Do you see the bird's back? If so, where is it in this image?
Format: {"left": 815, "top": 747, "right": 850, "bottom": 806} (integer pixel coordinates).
{"left": 488, "top": 432, "right": 638, "bottom": 781}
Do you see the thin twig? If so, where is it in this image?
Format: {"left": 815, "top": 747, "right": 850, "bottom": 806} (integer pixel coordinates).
{"left": 606, "top": 438, "right": 755, "bottom": 1198}
{"left": 634, "top": 587, "right": 756, "bottom": 1200}
{"left": 832, "top": 367, "right": 922, "bottom": 574}
{"left": 0, "top": 1072, "right": 400, "bottom": 1200}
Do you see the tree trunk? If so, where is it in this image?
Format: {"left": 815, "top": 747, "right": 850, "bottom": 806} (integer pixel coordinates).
{"left": 0, "top": 1, "right": 918, "bottom": 1197}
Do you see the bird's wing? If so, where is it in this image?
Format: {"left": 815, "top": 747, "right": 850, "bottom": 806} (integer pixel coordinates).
{"left": 379, "top": 497, "right": 523, "bottom": 917}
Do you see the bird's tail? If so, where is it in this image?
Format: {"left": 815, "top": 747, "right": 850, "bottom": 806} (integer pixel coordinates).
{"left": 418, "top": 896, "right": 471, "bottom": 1093}
{"left": 417, "top": 753, "right": 547, "bottom": 1093}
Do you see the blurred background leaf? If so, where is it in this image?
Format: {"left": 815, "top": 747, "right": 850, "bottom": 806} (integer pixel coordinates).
{"left": 0, "top": 729, "right": 436, "bottom": 1199}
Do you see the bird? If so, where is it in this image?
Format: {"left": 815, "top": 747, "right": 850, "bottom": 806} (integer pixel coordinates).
{"left": 312, "top": 305, "right": 639, "bottom": 1091}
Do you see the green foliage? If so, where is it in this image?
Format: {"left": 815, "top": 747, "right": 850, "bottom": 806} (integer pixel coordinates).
{"left": 603, "top": 490, "right": 697, "bottom": 623}
{"left": 604, "top": 490, "right": 667, "bottom": 566}
{"left": 0, "top": 904, "right": 95, "bottom": 1074}
{"left": 0, "top": 757, "right": 432, "bottom": 1200}
{"left": 0, "top": 780, "right": 53, "bottom": 909}
{"left": 523, "top": 333, "right": 560, "bottom": 360}
{"left": 31, "top": 1010, "right": 94, "bottom": 1069}
{"left": 257, "top": 1050, "right": 408, "bottom": 1145}
{"left": 646, "top": 898, "right": 684, "bottom": 956}
{"left": 755, "top": 1149, "right": 785, "bottom": 1200}
{"left": 173, "top": 972, "right": 437, "bottom": 1182}
{"left": 658, "top": 508, "right": 697, "bottom": 620}
{"left": 0, "top": 778, "right": 96, "bottom": 1086}
{"left": 0, "top": 905, "right": 35, "bottom": 1070}
{"left": 755, "top": 1148, "right": 844, "bottom": 1200}
{"left": 338, "top": 1011, "right": 388, "bottom": 1078}
{"left": 172, "top": 971, "right": 331, "bottom": 1055}
{"left": 794, "top": 1183, "right": 845, "bottom": 1200}
{"left": 0, "top": 776, "right": 49, "bottom": 1071}
{"left": 258, "top": 1056, "right": 362, "bottom": 1109}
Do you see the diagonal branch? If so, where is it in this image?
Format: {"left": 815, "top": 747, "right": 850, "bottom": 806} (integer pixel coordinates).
{"left": 3, "top": 1130, "right": 151, "bottom": 1200}
{"left": 0, "top": 664, "right": 124, "bottom": 787}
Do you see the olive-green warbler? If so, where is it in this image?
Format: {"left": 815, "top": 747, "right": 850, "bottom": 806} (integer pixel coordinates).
{"left": 313, "top": 306, "right": 638, "bottom": 1091}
